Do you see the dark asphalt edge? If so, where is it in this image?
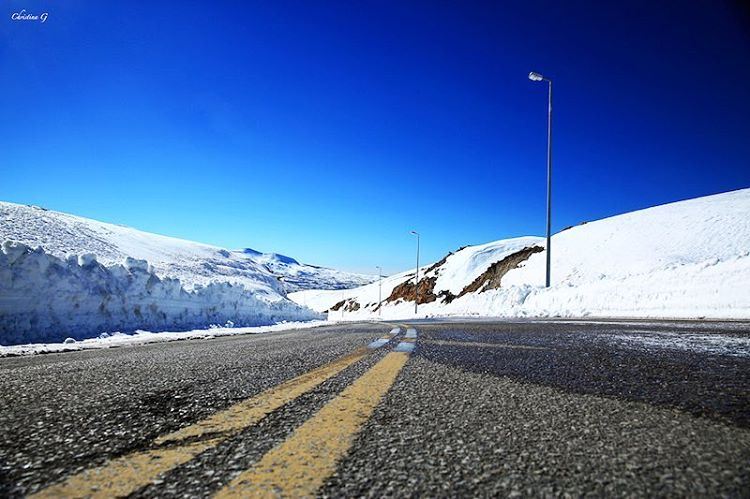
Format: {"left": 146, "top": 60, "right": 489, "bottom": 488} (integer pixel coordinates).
{"left": 320, "top": 354, "right": 750, "bottom": 498}
{"left": 416, "top": 323, "right": 750, "bottom": 429}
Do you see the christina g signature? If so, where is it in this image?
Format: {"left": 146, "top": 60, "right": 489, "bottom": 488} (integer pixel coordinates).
{"left": 11, "top": 9, "right": 49, "bottom": 23}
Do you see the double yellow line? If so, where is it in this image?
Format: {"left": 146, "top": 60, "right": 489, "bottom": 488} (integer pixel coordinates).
{"left": 217, "top": 350, "right": 409, "bottom": 498}
{"left": 33, "top": 328, "right": 410, "bottom": 498}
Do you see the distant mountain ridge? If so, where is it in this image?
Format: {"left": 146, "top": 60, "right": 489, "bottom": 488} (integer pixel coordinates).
{"left": 243, "top": 248, "right": 300, "bottom": 266}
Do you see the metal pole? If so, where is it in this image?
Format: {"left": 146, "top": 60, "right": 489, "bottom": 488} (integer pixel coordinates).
{"left": 414, "top": 233, "right": 419, "bottom": 315}
{"left": 376, "top": 266, "right": 382, "bottom": 317}
{"left": 545, "top": 80, "right": 552, "bottom": 288}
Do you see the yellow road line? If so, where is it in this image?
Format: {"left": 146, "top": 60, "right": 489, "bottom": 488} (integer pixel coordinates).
{"left": 156, "top": 348, "right": 369, "bottom": 445}
{"left": 32, "top": 439, "right": 222, "bottom": 499}
{"left": 32, "top": 348, "right": 370, "bottom": 499}
{"left": 215, "top": 351, "right": 410, "bottom": 498}
{"left": 421, "top": 339, "right": 548, "bottom": 350}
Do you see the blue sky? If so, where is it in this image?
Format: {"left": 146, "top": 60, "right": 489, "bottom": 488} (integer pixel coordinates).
{"left": 2, "top": 1, "right": 749, "bottom": 274}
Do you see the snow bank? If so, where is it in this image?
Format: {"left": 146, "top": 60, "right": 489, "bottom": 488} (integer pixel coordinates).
{"left": 292, "top": 188, "right": 750, "bottom": 320}
{"left": 0, "top": 320, "right": 330, "bottom": 357}
{"left": 0, "top": 242, "right": 321, "bottom": 345}
{"left": 440, "top": 253, "right": 750, "bottom": 319}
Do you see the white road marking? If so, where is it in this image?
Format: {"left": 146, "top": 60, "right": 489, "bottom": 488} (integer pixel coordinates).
{"left": 368, "top": 338, "right": 390, "bottom": 349}
{"left": 368, "top": 328, "right": 401, "bottom": 349}
{"left": 395, "top": 342, "right": 416, "bottom": 353}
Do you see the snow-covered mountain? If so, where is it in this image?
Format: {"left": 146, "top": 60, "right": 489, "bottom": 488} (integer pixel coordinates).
{"left": 239, "top": 248, "right": 374, "bottom": 292}
{"left": 291, "top": 188, "right": 750, "bottom": 320}
{"left": 0, "top": 201, "right": 375, "bottom": 293}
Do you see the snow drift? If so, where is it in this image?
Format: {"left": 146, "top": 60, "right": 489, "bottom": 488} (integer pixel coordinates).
{"left": 0, "top": 241, "right": 320, "bottom": 344}
{"left": 291, "top": 188, "right": 750, "bottom": 320}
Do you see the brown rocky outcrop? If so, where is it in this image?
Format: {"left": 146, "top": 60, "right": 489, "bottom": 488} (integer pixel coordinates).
{"left": 457, "top": 246, "right": 544, "bottom": 298}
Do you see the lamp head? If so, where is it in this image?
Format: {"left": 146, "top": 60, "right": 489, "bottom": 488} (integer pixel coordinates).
{"left": 528, "top": 71, "right": 544, "bottom": 82}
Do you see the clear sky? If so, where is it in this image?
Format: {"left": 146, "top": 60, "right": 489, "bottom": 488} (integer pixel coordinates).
{"left": 2, "top": 1, "right": 749, "bottom": 274}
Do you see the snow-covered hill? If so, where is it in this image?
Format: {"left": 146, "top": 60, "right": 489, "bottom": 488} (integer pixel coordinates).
{"left": 291, "top": 188, "right": 750, "bottom": 319}
{"left": 0, "top": 201, "right": 372, "bottom": 344}
{"left": 0, "top": 202, "right": 375, "bottom": 293}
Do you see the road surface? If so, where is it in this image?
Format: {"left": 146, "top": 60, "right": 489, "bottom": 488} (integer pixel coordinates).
{"left": 1, "top": 319, "right": 749, "bottom": 497}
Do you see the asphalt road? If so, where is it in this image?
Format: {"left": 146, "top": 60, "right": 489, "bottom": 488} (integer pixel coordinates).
{"left": 1, "top": 319, "right": 749, "bottom": 497}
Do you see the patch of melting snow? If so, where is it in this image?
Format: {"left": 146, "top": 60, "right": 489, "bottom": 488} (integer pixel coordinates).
{"left": 395, "top": 342, "right": 416, "bottom": 353}
{"left": 545, "top": 320, "right": 750, "bottom": 332}
{"left": 604, "top": 331, "right": 750, "bottom": 358}
{"left": 368, "top": 338, "right": 390, "bottom": 349}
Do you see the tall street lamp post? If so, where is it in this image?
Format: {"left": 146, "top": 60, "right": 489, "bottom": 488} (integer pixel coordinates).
{"left": 410, "top": 231, "right": 420, "bottom": 315}
{"left": 376, "top": 266, "right": 382, "bottom": 317}
{"left": 528, "top": 71, "right": 553, "bottom": 288}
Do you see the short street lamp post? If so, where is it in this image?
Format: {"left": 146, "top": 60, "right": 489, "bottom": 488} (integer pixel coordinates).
{"left": 376, "top": 266, "right": 383, "bottom": 317}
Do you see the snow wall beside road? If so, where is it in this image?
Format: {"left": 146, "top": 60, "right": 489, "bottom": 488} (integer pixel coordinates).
{"left": 0, "top": 241, "right": 321, "bottom": 345}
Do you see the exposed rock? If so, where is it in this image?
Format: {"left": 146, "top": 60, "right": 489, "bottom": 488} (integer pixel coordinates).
{"left": 329, "top": 299, "right": 360, "bottom": 312}
{"left": 346, "top": 300, "right": 361, "bottom": 312}
{"left": 385, "top": 276, "right": 439, "bottom": 305}
{"left": 378, "top": 245, "right": 543, "bottom": 308}
{"left": 423, "top": 254, "right": 450, "bottom": 275}
{"left": 457, "top": 246, "right": 544, "bottom": 297}
{"left": 437, "top": 289, "right": 458, "bottom": 304}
